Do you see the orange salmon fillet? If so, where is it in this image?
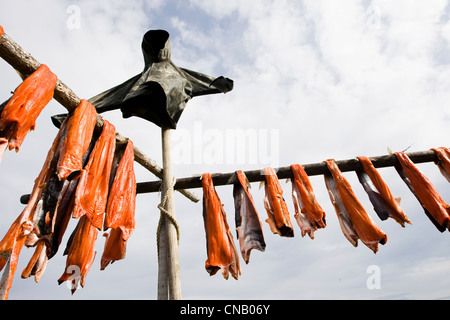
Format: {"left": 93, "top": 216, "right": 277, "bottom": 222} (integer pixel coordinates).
{"left": 202, "top": 173, "right": 241, "bottom": 280}
{"left": 0, "top": 126, "right": 63, "bottom": 299}
{"left": 291, "top": 164, "right": 326, "bottom": 238}
{"left": 58, "top": 216, "right": 98, "bottom": 294}
{"left": 396, "top": 151, "right": 450, "bottom": 230}
{"left": 431, "top": 147, "right": 450, "bottom": 183}
{"left": 262, "top": 167, "right": 294, "bottom": 237}
{"left": 101, "top": 140, "right": 136, "bottom": 269}
{"left": 57, "top": 99, "right": 97, "bottom": 181}
{"left": 357, "top": 156, "right": 411, "bottom": 227}
{"left": 326, "top": 159, "right": 387, "bottom": 253}
{"left": 0, "top": 64, "right": 57, "bottom": 152}
{"left": 72, "top": 120, "right": 116, "bottom": 230}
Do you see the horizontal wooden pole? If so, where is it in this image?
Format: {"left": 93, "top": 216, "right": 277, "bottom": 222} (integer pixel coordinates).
{"left": 136, "top": 150, "right": 439, "bottom": 193}
{"left": 20, "top": 149, "right": 438, "bottom": 203}
{"left": 0, "top": 30, "right": 199, "bottom": 204}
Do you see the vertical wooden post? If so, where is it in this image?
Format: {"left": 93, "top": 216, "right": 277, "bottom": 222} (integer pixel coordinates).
{"left": 157, "top": 125, "right": 182, "bottom": 300}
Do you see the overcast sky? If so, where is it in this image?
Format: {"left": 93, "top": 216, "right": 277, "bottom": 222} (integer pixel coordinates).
{"left": 1, "top": 0, "right": 450, "bottom": 300}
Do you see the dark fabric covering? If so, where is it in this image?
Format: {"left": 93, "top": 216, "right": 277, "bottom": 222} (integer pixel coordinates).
{"left": 88, "top": 29, "right": 233, "bottom": 129}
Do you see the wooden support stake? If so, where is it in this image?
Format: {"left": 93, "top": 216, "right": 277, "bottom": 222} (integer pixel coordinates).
{"left": 157, "top": 126, "right": 182, "bottom": 300}
{"left": 0, "top": 30, "right": 199, "bottom": 203}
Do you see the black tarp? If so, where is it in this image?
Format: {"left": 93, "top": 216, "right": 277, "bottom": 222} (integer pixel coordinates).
{"left": 87, "top": 29, "right": 233, "bottom": 129}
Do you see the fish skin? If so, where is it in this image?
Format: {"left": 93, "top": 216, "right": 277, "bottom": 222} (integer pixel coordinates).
{"left": 30, "top": 242, "right": 48, "bottom": 283}
{"left": 58, "top": 215, "right": 98, "bottom": 294}
{"left": 233, "top": 170, "right": 266, "bottom": 264}
{"left": 32, "top": 105, "right": 95, "bottom": 250}
{"left": 0, "top": 218, "right": 33, "bottom": 300}
{"left": 46, "top": 178, "right": 79, "bottom": 259}
{"left": 39, "top": 171, "right": 65, "bottom": 235}
{"left": 30, "top": 120, "right": 68, "bottom": 237}
{"left": 72, "top": 120, "right": 116, "bottom": 230}
{"left": 394, "top": 161, "right": 445, "bottom": 232}
{"left": 202, "top": 173, "right": 241, "bottom": 280}
{"left": 104, "top": 140, "right": 136, "bottom": 240}
{"left": 395, "top": 151, "right": 450, "bottom": 231}
{"left": 21, "top": 239, "right": 48, "bottom": 282}
{"left": 431, "top": 147, "right": 450, "bottom": 183}
{"left": 56, "top": 99, "right": 97, "bottom": 181}
{"left": 325, "top": 159, "right": 387, "bottom": 253}
{"left": 324, "top": 173, "right": 359, "bottom": 247}
{"left": 42, "top": 110, "right": 98, "bottom": 258}
{"left": 100, "top": 229, "right": 126, "bottom": 270}
{"left": 262, "top": 167, "right": 294, "bottom": 237}
{"left": 356, "top": 170, "right": 390, "bottom": 221}
{"left": 37, "top": 123, "right": 69, "bottom": 237}
{"left": 101, "top": 140, "right": 136, "bottom": 269}
{"left": 0, "top": 64, "right": 57, "bottom": 152}
{"left": 356, "top": 156, "right": 411, "bottom": 227}
{"left": 0, "top": 137, "right": 9, "bottom": 165}
{"left": 0, "top": 126, "right": 63, "bottom": 299}
{"left": 292, "top": 182, "right": 317, "bottom": 239}
{"left": 290, "top": 164, "right": 326, "bottom": 239}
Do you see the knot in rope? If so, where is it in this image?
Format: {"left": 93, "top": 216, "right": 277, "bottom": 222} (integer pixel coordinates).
{"left": 157, "top": 177, "right": 180, "bottom": 256}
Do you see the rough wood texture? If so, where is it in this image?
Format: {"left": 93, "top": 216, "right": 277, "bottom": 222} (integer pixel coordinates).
{"left": 157, "top": 126, "right": 182, "bottom": 300}
{"left": 0, "top": 30, "right": 199, "bottom": 203}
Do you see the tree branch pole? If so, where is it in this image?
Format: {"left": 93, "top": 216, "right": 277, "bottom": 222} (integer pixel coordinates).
{"left": 158, "top": 125, "right": 182, "bottom": 300}
{"left": 0, "top": 30, "right": 199, "bottom": 204}
{"left": 136, "top": 149, "right": 440, "bottom": 192}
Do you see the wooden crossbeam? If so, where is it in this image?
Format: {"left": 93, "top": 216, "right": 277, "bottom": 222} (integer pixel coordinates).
{"left": 0, "top": 30, "right": 199, "bottom": 203}
{"left": 136, "top": 150, "right": 439, "bottom": 192}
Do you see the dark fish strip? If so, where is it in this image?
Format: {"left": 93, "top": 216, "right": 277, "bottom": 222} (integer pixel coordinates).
{"left": 233, "top": 170, "right": 265, "bottom": 264}
{"left": 356, "top": 170, "right": 391, "bottom": 221}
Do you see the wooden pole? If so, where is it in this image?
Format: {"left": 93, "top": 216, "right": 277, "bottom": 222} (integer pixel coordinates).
{"left": 136, "top": 149, "right": 440, "bottom": 192}
{"left": 157, "top": 125, "right": 182, "bottom": 300}
{"left": 0, "top": 29, "right": 199, "bottom": 203}
{"left": 0, "top": 28, "right": 186, "bottom": 300}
